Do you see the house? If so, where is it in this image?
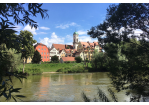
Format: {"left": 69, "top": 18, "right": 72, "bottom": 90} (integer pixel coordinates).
{"left": 34, "top": 43, "right": 50, "bottom": 62}
{"left": 23, "top": 56, "right": 32, "bottom": 63}
{"left": 50, "top": 47, "right": 60, "bottom": 60}
{"left": 59, "top": 49, "right": 66, "bottom": 58}
{"left": 60, "top": 57, "right": 75, "bottom": 63}
{"left": 75, "top": 51, "right": 85, "bottom": 60}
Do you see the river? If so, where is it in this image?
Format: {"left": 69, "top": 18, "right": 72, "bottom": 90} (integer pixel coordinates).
{"left": 0, "top": 72, "right": 130, "bottom": 102}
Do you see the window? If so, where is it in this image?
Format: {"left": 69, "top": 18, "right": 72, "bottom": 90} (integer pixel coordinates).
{"left": 29, "top": 57, "right": 30, "bottom": 60}
{"left": 41, "top": 48, "right": 43, "bottom": 50}
{"left": 44, "top": 52, "right": 46, "bottom": 55}
{"left": 41, "top": 52, "right": 43, "bottom": 54}
{"left": 47, "top": 53, "right": 48, "bottom": 55}
{"left": 38, "top": 48, "right": 40, "bottom": 50}
{"left": 44, "top": 56, "right": 46, "bottom": 58}
{"left": 41, "top": 45, "right": 43, "bottom": 47}
{"left": 44, "top": 49, "right": 46, "bottom": 51}
{"left": 47, "top": 56, "right": 48, "bottom": 58}
{"left": 41, "top": 56, "right": 43, "bottom": 58}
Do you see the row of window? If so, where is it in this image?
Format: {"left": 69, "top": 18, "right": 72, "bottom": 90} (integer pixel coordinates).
{"left": 38, "top": 48, "right": 46, "bottom": 51}
{"left": 40, "top": 52, "right": 48, "bottom": 55}
{"left": 41, "top": 56, "right": 49, "bottom": 59}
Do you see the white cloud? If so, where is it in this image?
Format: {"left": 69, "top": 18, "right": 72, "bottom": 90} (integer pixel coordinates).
{"left": 40, "top": 26, "right": 50, "bottom": 30}
{"left": 56, "top": 22, "right": 78, "bottom": 29}
{"left": 39, "top": 32, "right": 65, "bottom": 47}
{"left": 77, "top": 30, "right": 87, "bottom": 35}
{"left": 14, "top": 25, "right": 22, "bottom": 32}
{"left": 66, "top": 35, "right": 73, "bottom": 40}
{"left": 79, "top": 35, "right": 98, "bottom": 42}
{"left": 23, "top": 24, "right": 38, "bottom": 35}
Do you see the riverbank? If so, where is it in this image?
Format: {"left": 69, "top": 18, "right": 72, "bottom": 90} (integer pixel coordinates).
{"left": 18, "top": 62, "right": 92, "bottom": 73}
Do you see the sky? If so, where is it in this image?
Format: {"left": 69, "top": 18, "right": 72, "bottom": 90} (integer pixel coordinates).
{"left": 10, "top": 3, "right": 117, "bottom": 48}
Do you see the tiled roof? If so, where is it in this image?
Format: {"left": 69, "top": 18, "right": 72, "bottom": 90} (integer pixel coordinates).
{"left": 66, "top": 45, "right": 73, "bottom": 49}
{"left": 93, "top": 42, "right": 99, "bottom": 46}
{"left": 53, "top": 44, "right": 73, "bottom": 50}
{"left": 65, "top": 49, "right": 71, "bottom": 53}
{"left": 34, "top": 43, "right": 48, "bottom": 49}
{"left": 53, "top": 44, "right": 65, "bottom": 50}
{"left": 80, "top": 42, "right": 90, "bottom": 47}
{"left": 61, "top": 57, "right": 75, "bottom": 62}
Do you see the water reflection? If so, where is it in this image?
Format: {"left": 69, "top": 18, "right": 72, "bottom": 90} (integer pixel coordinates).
{"left": 0, "top": 72, "right": 130, "bottom": 102}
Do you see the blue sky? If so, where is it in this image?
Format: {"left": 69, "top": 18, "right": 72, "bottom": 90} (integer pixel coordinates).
{"left": 12, "top": 3, "right": 117, "bottom": 48}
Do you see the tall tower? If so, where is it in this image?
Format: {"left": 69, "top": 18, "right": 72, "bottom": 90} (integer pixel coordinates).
{"left": 73, "top": 31, "right": 79, "bottom": 49}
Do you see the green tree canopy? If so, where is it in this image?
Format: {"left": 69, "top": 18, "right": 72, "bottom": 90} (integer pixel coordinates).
{"left": 75, "top": 56, "right": 82, "bottom": 63}
{"left": 0, "top": 3, "right": 49, "bottom": 101}
{"left": 32, "top": 50, "right": 42, "bottom": 64}
{"left": 88, "top": 3, "right": 149, "bottom": 96}
{"left": 51, "top": 55, "right": 59, "bottom": 62}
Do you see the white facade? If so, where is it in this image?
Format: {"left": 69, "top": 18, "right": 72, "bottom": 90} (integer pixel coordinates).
{"left": 50, "top": 47, "right": 60, "bottom": 60}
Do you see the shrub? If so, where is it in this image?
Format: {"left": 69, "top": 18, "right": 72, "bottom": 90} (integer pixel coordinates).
{"left": 32, "top": 50, "right": 42, "bottom": 64}
{"left": 51, "top": 55, "right": 59, "bottom": 62}
{"left": 66, "top": 61, "right": 70, "bottom": 63}
{"left": 75, "top": 56, "right": 82, "bottom": 63}
{"left": 19, "top": 68, "right": 42, "bottom": 75}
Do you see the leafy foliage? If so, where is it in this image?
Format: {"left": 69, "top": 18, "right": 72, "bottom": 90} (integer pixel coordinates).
{"left": 75, "top": 56, "right": 82, "bottom": 63}
{"left": 88, "top": 3, "right": 149, "bottom": 96}
{"left": 0, "top": 3, "right": 49, "bottom": 101}
{"left": 32, "top": 50, "right": 42, "bottom": 64}
{"left": 66, "top": 46, "right": 70, "bottom": 49}
{"left": 51, "top": 55, "right": 59, "bottom": 62}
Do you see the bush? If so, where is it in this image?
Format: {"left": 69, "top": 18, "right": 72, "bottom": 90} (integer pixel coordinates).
{"left": 65, "top": 61, "right": 70, "bottom": 63}
{"left": 75, "top": 56, "right": 82, "bottom": 63}
{"left": 19, "top": 68, "right": 42, "bottom": 75}
{"left": 51, "top": 55, "right": 59, "bottom": 62}
{"left": 32, "top": 50, "right": 42, "bottom": 64}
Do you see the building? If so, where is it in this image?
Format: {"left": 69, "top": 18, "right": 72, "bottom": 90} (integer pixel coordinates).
{"left": 23, "top": 56, "right": 32, "bottom": 63}
{"left": 73, "top": 31, "right": 79, "bottom": 49}
{"left": 59, "top": 49, "right": 66, "bottom": 58}
{"left": 50, "top": 47, "right": 60, "bottom": 60}
{"left": 34, "top": 43, "right": 50, "bottom": 62}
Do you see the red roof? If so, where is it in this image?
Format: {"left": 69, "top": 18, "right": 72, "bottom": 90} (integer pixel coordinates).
{"left": 80, "top": 42, "right": 90, "bottom": 47}
{"left": 61, "top": 57, "right": 75, "bottom": 62}
{"left": 93, "top": 42, "right": 99, "bottom": 46}
{"left": 53, "top": 44, "right": 73, "bottom": 50}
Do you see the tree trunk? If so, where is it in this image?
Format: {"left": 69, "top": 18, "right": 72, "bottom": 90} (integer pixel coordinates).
{"left": 23, "top": 58, "right": 26, "bottom": 73}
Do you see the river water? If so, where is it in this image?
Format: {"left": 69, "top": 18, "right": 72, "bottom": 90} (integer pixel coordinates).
{"left": 0, "top": 72, "right": 130, "bottom": 102}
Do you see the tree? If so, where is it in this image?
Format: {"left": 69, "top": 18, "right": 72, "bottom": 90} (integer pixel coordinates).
{"left": 19, "top": 30, "right": 37, "bottom": 73}
{"left": 51, "top": 55, "right": 59, "bottom": 62}
{"left": 88, "top": 3, "right": 149, "bottom": 96}
{"left": 66, "top": 46, "right": 70, "bottom": 49}
{"left": 0, "top": 3, "right": 49, "bottom": 101}
{"left": 75, "top": 56, "right": 82, "bottom": 63}
{"left": 32, "top": 50, "right": 42, "bottom": 64}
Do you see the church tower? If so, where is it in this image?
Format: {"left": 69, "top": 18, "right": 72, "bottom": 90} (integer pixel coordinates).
{"left": 73, "top": 31, "right": 79, "bottom": 49}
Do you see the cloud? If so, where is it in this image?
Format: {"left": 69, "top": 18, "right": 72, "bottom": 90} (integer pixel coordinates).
{"left": 14, "top": 25, "right": 22, "bottom": 32}
{"left": 39, "top": 32, "right": 65, "bottom": 47}
{"left": 23, "top": 24, "right": 38, "bottom": 35}
{"left": 56, "top": 22, "right": 78, "bottom": 29}
{"left": 77, "top": 30, "right": 87, "bottom": 35}
{"left": 79, "top": 35, "right": 98, "bottom": 42}
{"left": 66, "top": 35, "right": 73, "bottom": 40}
{"left": 40, "top": 26, "right": 50, "bottom": 30}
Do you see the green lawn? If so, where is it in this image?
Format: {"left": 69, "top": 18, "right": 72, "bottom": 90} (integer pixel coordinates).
{"left": 18, "top": 62, "right": 92, "bottom": 72}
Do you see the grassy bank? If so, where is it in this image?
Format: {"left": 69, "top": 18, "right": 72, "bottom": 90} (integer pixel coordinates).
{"left": 18, "top": 62, "right": 92, "bottom": 73}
